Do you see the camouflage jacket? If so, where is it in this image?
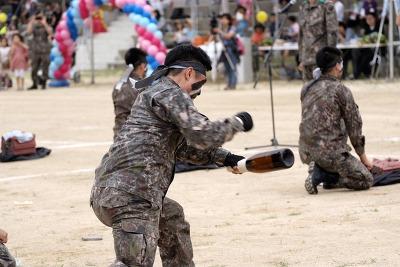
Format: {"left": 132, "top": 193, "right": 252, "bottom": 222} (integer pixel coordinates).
{"left": 298, "top": 1, "right": 338, "bottom": 66}
{"left": 299, "top": 75, "right": 365, "bottom": 163}
{"left": 112, "top": 72, "right": 142, "bottom": 141}
{"left": 30, "top": 23, "right": 51, "bottom": 54}
{"left": 94, "top": 76, "right": 243, "bottom": 207}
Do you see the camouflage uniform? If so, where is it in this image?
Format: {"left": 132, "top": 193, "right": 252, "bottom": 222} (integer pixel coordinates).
{"left": 111, "top": 70, "right": 195, "bottom": 266}
{"left": 112, "top": 72, "right": 142, "bottom": 141}
{"left": 299, "top": 75, "right": 373, "bottom": 190}
{"left": 91, "top": 76, "right": 243, "bottom": 266}
{"left": 0, "top": 243, "right": 16, "bottom": 267}
{"left": 298, "top": 1, "right": 338, "bottom": 81}
{"left": 29, "top": 22, "right": 51, "bottom": 87}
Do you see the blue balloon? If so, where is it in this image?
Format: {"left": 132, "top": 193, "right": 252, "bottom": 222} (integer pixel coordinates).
{"left": 135, "top": 7, "right": 143, "bottom": 16}
{"left": 132, "top": 14, "right": 141, "bottom": 24}
{"left": 67, "top": 9, "right": 74, "bottom": 20}
{"left": 49, "top": 62, "right": 57, "bottom": 72}
{"left": 147, "top": 23, "right": 158, "bottom": 33}
{"left": 51, "top": 47, "right": 60, "bottom": 57}
{"left": 154, "top": 30, "right": 163, "bottom": 39}
{"left": 50, "top": 54, "right": 55, "bottom": 61}
{"left": 102, "top": 0, "right": 109, "bottom": 4}
{"left": 55, "top": 56, "right": 64, "bottom": 66}
{"left": 150, "top": 18, "right": 158, "bottom": 24}
{"left": 94, "top": 0, "right": 103, "bottom": 6}
{"left": 131, "top": 5, "right": 139, "bottom": 14}
{"left": 146, "top": 67, "right": 153, "bottom": 77}
{"left": 151, "top": 62, "right": 159, "bottom": 69}
{"left": 49, "top": 79, "right": 70, "bottom": 87}
{"left": 142, "top": 17, "right": 150, "bottom": 26}
{"left": 143, "top": 12, "right": 152, "bottom": 20}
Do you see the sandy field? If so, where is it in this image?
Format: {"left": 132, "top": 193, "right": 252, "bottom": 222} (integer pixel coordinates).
{"left": 1, "top": 77, "right": 400, "bottom": 267}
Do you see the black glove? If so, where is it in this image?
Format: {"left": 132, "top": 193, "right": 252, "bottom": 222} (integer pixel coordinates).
{"left": 235, "top": 112, "right": 253, "bottom": 132}
{"left": 223, "top": 153, "right": 245, "bottom": 167}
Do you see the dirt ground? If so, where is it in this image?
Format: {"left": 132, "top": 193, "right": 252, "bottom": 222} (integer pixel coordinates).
{"left": 1, "top": 77, "right": 400, "bottom": 267}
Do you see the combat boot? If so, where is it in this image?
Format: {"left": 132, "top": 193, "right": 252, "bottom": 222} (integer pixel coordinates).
{"left": 304, "top": 162, "right": 320, "bottom": 194}
{"left": 27, "top": 84, "right": 38, "bottom": 90}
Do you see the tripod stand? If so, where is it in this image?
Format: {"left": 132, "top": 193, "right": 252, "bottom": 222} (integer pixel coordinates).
{"left": 246, "top": 11, "right": 298, "bottom": 150}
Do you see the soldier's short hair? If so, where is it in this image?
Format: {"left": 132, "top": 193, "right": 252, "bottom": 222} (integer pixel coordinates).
{"left": 124, "top": 48, "right": 147, "bottom": 68}
{"left": 165, "top": 44, "right": 212, "bottom": 75}
{"left": 316, "top": 46, "right": 343, "bottom": 74}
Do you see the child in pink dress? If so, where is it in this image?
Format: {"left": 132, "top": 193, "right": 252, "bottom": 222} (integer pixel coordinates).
{"left": 10, "top": 33, "right": 29, "bottom": 91}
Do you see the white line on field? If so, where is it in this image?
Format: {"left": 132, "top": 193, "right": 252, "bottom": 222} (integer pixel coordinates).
{"left": 39, "top": 141, "right": 112, "bottom": 149}
{"left": 0, "top": 168, "right": 94, "bottom": 183}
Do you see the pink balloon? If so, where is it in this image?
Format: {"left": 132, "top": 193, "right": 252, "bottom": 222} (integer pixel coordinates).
{"left": 63, "top": 38, "right": 73, "bottom": 47}
{"left": 59, "top": 64, "right": 69, "bottom": 73}
{"left": 60, "top": 30, "right": 70, "bottom": 39}
{"left": 147, "top": 45, "right": 158, "bottom": 56}
{"left": 79, "top": 0, "right": 89, "bottom": 19}
{"left": 115, "top": 0, "right": 124, "bottom": 8}
{"left": 62, "top": 72, "right": 70, "bottom": 79}
{"left": 109, "top": 0, "right": 117, "bottom": 7}
{"left": 143, "top": 4, "right": 153, "bottom": 13}
{"left": 143, "top": 31, "right": 153, "bottom": 41}
{"left": 55, "top": 32, "right": 63, "bottom": 42}
{"left": 64, "top": 56, "right": 72, "bottom": 65}
{"left": 136, "top": 26, "right": 146, "bottom": 36}
{"left": 58, "top": 20, "right": 67, "bottom": 30}
{"left": 155, "top": 52, "right": 166, "bottom": 64}
{"left": 136, "top": 0, "right": 145, "bottom": 6}
{"left": 59, "top": 43, "right": 68, "bottom": 53}
{"left": 85, "top": 0, "right": 96, "bottom": 12}
{"left": 140, "top": 39, "right": 151, "bottom": 50}
{"left": 152, "top": 38, "right": 161, "bottom": 48}
{"left": 54, "top": 70, "right": 63, "bottom": 79}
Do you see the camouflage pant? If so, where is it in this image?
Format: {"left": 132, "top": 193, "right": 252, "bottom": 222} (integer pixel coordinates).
{"left": 0, "top": 243, "right": 16, "bottom": 267}
{"left": 90, "top": 187, "right": 194, "bottom": 267}
{"left": 31, "top": 52, "right": 50, "bottom": 85}
{"left": 301, "top": 151, "right": 373, "bottom": 190}
{"left": 302, "top": 64, "right": 316, "bottom": 81}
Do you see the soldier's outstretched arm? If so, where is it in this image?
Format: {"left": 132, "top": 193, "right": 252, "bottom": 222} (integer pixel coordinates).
{"left": 176, "top": 141, "right": 230, "bottom": 165}
{"left": 152, "top": 88, "right": 253, "bottom": 150}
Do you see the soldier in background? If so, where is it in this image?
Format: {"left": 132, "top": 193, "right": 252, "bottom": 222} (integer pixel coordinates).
{"left": 299, "top": 46, "right": 373, "bottom": 195}
{"left": 112, "top": 48, "right": 148, "bottom": 141}
{"left": 298, "top": 0, "right": 338, "bottom": 81}
{"left": 0, "top": 228, "right": 16, "bottom": 267}
{"left": 26, "top": 11, "right": 52, "bottom": 90}
{"left": 91, "top": 44, "right": 253, "bottom": 266}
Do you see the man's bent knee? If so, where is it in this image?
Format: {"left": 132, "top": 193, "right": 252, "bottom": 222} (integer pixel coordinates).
{"left": 113, "top": 219, "right": 158, "bottom": 267}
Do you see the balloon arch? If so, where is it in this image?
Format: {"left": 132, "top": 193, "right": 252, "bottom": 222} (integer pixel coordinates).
{"left": 49, "top": 0, "right": 167, "bottom": 87}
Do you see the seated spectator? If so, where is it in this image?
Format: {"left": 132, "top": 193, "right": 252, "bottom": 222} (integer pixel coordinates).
{"left": 251, "top": 23, "right": 266, "bottom": 46}
{"left": 172, "top": 19, "right": 194, "bottom": 44}
{"left": 338, "top": 22, "right": 347, "bottom": 44}
{"left": 352, "top": 12, "right": 380, "bottom": 79}
{"left": 286, "top": 16, "right": 300, "bottom": 43}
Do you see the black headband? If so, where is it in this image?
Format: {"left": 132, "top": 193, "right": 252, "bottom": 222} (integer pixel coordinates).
{"left": 135, "top": 60, "right": 207, "bottom": 89}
